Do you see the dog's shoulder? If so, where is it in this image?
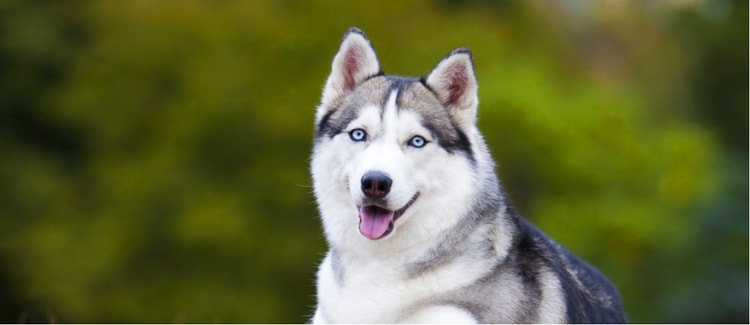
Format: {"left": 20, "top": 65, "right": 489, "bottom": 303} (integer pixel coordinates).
{"left": 509, "top": 216, "right": 627, "bottom": 323}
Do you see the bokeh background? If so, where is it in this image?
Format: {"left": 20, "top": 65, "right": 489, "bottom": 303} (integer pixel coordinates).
{"left": 0, "top": 0, "right": 747, "bottom": 323}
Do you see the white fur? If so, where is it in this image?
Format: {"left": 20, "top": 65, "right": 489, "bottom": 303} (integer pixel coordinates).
{"left": 536, "top": 268, "right": 567, "bottom": 323}
{"left": 312, "top": 246, "right": 495, "bottom": 323}
{"left": 402, "top": 305, "right": 477, "bottom": 323}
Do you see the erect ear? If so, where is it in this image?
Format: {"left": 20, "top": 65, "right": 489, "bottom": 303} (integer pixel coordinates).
{"left": 425, "top": 48, "right": 478, "bottom": 128}
{"left": 320, "top": 27, "right": 381, "bottom": 108}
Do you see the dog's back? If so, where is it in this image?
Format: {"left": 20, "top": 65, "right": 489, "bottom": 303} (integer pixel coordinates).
{"left": 500, "top": 215, "right": 627, "bottom": 323}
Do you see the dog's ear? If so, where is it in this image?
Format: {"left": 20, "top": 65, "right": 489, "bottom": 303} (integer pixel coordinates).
{"left": 425, "top": 48, "right": 478, "bottom": 128}
{"left": 320, "top": 28, "right": 381, "bottom": 108}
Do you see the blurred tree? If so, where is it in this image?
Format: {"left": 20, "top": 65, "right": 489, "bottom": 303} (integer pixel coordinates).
{"left": 0, "top": 1, "right": 90, "bottom": 322}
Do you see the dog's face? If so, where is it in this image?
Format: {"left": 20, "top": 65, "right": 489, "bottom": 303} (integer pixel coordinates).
{"left": 312, "top": 28, "right": 481, "bottom": 245}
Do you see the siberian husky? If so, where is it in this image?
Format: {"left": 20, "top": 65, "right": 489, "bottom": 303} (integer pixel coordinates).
{"left": 310, "top": 27, "right": 627, "bottom": 323}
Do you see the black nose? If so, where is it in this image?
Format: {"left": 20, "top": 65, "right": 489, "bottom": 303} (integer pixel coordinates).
{"left": 361, "top": 172, "right": 392, "bottom": 199}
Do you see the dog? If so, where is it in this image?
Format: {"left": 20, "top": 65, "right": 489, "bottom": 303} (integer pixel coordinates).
{"left": 310, "top": 27, "right": 627, "bottom": 323}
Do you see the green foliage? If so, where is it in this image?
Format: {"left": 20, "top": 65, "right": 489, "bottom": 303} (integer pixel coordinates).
{"left": 0, "top": 0, "right": 746, "bottom": 323}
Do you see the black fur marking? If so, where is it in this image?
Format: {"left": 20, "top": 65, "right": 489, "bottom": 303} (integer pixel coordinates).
{"left": 419, "top": 76, "right": 432, "bottom": 92}
{"left": 315, "top": 109, "right": 336, "bottom": 140}
{"left": 449, "top": 47, "right": 474, "bottom": 65}
{"left": 343, "top": 27, "right": 367, "bottom": 39}
{"left": 314, "top": 105, "right": 362, "bottom": 141}
{"left": 506, "top": 221, "right": 544, "bottom": 321}
{"left": 421, "top": 120, "right": 475, "bottom": 162}
{"left": 387, "top": 76, "right": 420, "bottom": 93}
{"left": 449, "top": 123, "right": 474, "bottom": 159}
{"left": 364, "top": 70, "right": 386, "bottom": 82}
{"left": 387, "top": 76, "right": 419, "bottom": 109}
{"left": 553, "top": 243, "right": 627, "bottom": 323}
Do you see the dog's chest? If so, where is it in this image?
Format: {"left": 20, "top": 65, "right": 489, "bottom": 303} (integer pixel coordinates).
{"left": 315, "top": 251, "right": 493, "bottom": 323}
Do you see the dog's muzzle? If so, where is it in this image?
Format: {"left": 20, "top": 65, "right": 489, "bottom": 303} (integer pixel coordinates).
{"left": 357, "top": 192, "right": 419, "bottom": 240}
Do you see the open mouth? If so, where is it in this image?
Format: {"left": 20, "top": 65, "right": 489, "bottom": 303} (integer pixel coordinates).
{"left": 357, "top": 193, "right": 419, "bottom": 240}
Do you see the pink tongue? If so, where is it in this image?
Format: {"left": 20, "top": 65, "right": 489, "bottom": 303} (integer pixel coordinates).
{"left": 358, "top": 206, "right": 394, "bottom": 239}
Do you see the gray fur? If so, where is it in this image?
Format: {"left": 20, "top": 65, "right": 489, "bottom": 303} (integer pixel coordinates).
{"left": 329, "top": 249, "right": 345, "bottom": 287}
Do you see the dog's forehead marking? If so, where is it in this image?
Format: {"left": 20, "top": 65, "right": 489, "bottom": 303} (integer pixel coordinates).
{"left": 381, "top": 89, "right": 400, "bottom": 138}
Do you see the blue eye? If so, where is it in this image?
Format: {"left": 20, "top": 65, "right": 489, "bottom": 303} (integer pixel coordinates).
{"left": 409, "top": 135, "right": 427, "bottom": 148}
{"left": 349, "top": 129, "right": 367, "bottom": 142}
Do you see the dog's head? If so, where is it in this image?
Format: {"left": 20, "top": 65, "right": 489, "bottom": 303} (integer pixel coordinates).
{"left": 312, "top": 28, "right": 488, "bottom": 246}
